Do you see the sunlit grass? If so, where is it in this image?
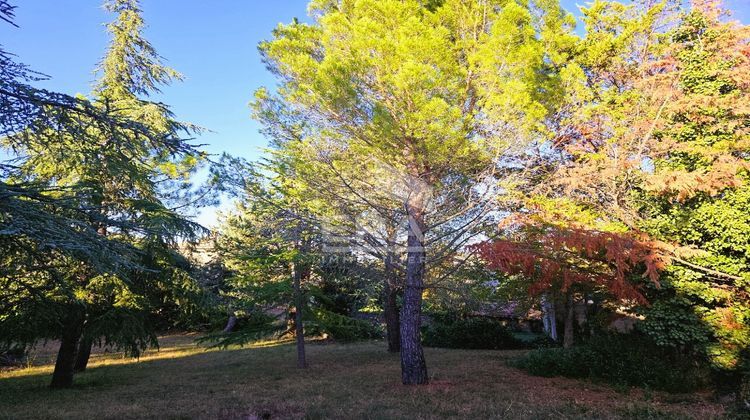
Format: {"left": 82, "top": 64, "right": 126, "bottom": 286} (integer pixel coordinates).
{"left": 1, "top": 334, "right": 292, "bottom": 380}
{"left": 0, "top": 336, "right": 726, "bottom": 419}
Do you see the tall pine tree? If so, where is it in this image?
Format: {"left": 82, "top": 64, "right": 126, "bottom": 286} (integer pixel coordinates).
{"left": 255, "top": 0, "right": 573, "bottom": 384}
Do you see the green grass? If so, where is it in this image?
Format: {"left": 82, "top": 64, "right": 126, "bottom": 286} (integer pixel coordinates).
{"left": 0, "top": 335, "right": 727, "bottom": 419}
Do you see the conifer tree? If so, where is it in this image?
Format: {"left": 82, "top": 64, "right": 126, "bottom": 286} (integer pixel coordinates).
{"left": 212, "top": 157, "right": 381, "bottom": 367}
{"left": 0, "top": 0, "right": 206, "bottom": 388}
{"left": 255, "top": 0, "right": 573, "bottom": 384}
{"left": 216, "top": 167, "right": 316, "bottom": 369}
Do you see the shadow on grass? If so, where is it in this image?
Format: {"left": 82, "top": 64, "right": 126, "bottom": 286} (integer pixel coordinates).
{"left": 0, "top": 340, "right": 726, "bottom": 419}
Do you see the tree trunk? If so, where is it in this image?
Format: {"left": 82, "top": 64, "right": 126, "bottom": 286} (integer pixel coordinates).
{"left": 68, "top": 212, "right": 105, "bottom": 374}
{"left": 541, "top": 293, "right": 558, "bottom": 341}
{"left": 223, "top": 314, "right": 238, "bottom": 333}
{"left": 73, "top": 336, "right": 93, "bottom": 373}
{"left": 400, "top": 196, "right": 428, "bottom": 385}
{"left": 50, "top": 309, "right": 84, "bottom": 388}
{"left": 383, "top": 253, "right": 401, "bottom": 353}
{"left": 738, "top": 371, "right": 750, "bottom": 413}
{"left": 293, "top": 261, "right": 307, "bottom": 369}
{"left": 563, "top": 293, "right": 575, "bottom": 349}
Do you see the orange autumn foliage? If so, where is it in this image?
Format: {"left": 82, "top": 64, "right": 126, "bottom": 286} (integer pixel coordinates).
{"left": 541, "top": 0, "right": 750, "bottom": 228}
{"left": 472, "top": 227, "right": 677, "bottom": 304}
{"left": 483, "top": 1, "right": 750, "bottom": 306}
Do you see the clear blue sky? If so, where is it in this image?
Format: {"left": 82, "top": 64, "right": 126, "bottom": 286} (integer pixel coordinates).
{"left": 2, "top": 1, "right": 749, "bottom": 227}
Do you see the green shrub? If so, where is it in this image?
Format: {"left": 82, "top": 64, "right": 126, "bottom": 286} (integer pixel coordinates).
{"left": 309, "top": 309, "right": 383, "bottom": 342}
{"left": 0, "top": 345, "right": 25, "bottom": 367}
{"left": 422, "top": 317, "right": 525, "bottom": 350}
{"left": 511, "top": 333, "right": 711, "bottom": 392}
{"left": 505, "top": 331, "right": 558, "bottom": 349}
{"left": 319, "top": 318, "right": 382, "bottom": 342}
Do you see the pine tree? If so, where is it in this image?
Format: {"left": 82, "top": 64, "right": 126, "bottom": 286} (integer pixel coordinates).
{"left": 254, "top": 0, "right": 573, "bottom": 384}
{"left": 215, "top": 168, "right": 316, "bottom": 368}
{"left": 212, "top": 158, "right": 381, "bottom": 367}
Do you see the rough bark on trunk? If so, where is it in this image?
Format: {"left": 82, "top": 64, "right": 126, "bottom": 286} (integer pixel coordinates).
{"left": 563, "top": 293, "right": 575, "bottom": 349}
{"left": 293, "top": 260, "right": 308, "bottom": 369}
{"left": 400, "top": 196, "right": 428, "bottom": 385}
{"left": 50, "top": 310, "right": 84, "bottom": 388}
{"left": 383, "top": 253, "right": 401, "bottom": 353}
{"left": 73, "top": 336, "right": 93, "bottom": 373}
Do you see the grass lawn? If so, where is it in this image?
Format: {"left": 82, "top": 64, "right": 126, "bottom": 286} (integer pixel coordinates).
{"left": 0, "top": 334, "right": 727, "bottom": 419}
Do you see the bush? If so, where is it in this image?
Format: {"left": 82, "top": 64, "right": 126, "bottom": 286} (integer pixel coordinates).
{"left": 0, "top": 345, "right": 25, "bottom": 367}
{"left": 309, "top": 309, "right": 383, "bottom": 342}
{"left": 511, "top": 333, "right": 711, "bottom": 393}
{"left": 514, "top": 332, "right": 558, "bottom": 349}
{"left": 422, "top": 316, "right": 525, "bottom": 350}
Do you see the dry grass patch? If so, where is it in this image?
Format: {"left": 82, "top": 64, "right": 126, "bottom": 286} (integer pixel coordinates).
{"left": 0, "top": 335, "right": 727, "bottom": 419}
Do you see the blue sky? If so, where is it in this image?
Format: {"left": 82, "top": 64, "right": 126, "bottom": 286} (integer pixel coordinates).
{"left": 2, "top": 0, "right": 749, "bottom": 227}
{"left": 1, "top": 1, "right": 311, "bottom": 226}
